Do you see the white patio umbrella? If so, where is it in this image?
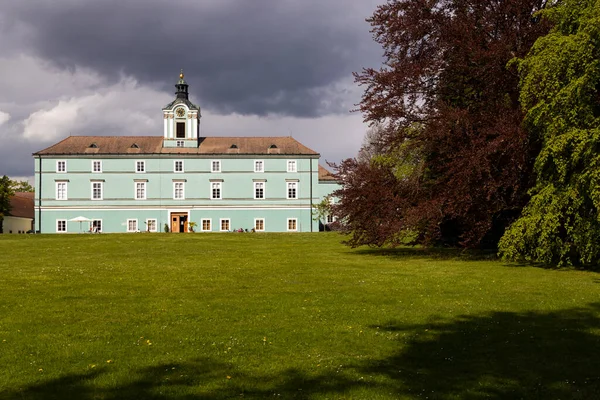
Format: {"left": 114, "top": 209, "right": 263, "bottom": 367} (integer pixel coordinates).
{"left": 69, "top": 216, "right": 92, "bottom": 233}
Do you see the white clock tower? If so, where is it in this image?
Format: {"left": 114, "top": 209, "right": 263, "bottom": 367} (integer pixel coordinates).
{"left": 162, "top": 70, "right": 201, "bottom": 148}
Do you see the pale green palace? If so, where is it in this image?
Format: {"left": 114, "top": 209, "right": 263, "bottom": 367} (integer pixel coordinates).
{"left": 33, "top": 72, "right": 339, "bottom": 233}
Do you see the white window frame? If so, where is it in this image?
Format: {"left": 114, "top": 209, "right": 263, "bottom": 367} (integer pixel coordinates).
{"left": 287, "top": 182, "right": 298, "bottom": 199}
{"left": 176, "top": 140, "right": 185, "bottom": 147}
{"left": 254, "top": 160, "right": 264, "bottom": 173}
{"left": 146, "top": 219, "right": 157, "bottom": 232}
{"left": 55, "top": 181, "right": 67, "bottom": 200}
{"left": 92, "top": 160, "right": 102, "bottom": 173}
{"left": 91, "top": 181, "right": 103, "bottom": 200}
{"left": 173, "top": 181, "right": 185, "bottom": 199}
{"left": 174, "top": 160, "right": 184, "bottom": 173}
{"left": 287, "top": 218, "right": 298, "bottom": 232}
{"left": 56, "top": 219, "right": 67, "bottom": 233}
{"left": 135, "top": 181, "right": 146, "bottom": 200}
{"left": 136, "top": 160, "right": 145, "bottom": 173}
{"left": 201, "top": 218, "right": 212, "bottom": 232}
{"left": 287, "top": 160, "right": 297, "bottom": 173}
{"left": 327, "top": 214, "right": 335, "bottom": 224}
{"left": 91, "top": 219, "right": 102, "bottom": 233}
{"left": 220, "top": 218, "right": 231, "bottom": 232}
{"left": 56, "top": 160, "right": 66, "bottom": 173}
{"left": 211, "top": 160, "right": 221, "bottom": 173}
{"left": 127, "top": 219, "right": 138, "bottom": 232}
{"left": 211, "top": 182, "right": 222, "bottom": 200}
{"left": 254, "top": 181, "right": 265, "bottom": 199}
{"left": 254, "top": 218, "right": 265, "bottom": 232}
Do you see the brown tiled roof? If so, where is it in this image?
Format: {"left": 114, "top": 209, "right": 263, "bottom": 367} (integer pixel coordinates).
{"left": 8, "top": 192, "right": 34, "bottom": 219}
{"left": 319, "top": 165, "right": 337, "bottom": 181}
{"left": 34, "top": 136, "right": 319, "bottom": 156}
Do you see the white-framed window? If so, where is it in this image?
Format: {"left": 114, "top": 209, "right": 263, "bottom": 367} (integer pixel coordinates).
{"left": 211, "top": 160, "right": 221, "bottom": 173}
{"left": 55, "top": 182, "right": 67, "bottom": 200}
{"left": 173, "top": 182, "right": 185, "bottom": 199}
{"left": 254, "top": 218, "right": 265, "bottom": 231}
{"left": 287, "top": 218, "right": 297, "bottom": 232}
{"left": 211, "top": 182, "right": 222, "bottom": 199}
{"left": 56, "top": 219, "right": 67, "bottom": 233}
{"left": 91, "top": 182, "right": 103, "bottom": 200}
{"left": 146, "top": 219, "right": 157, "bottom": 232}
{"left": 254, "top": 160, "right": 264, "bottom": 173}
{"left": 127, "top": 219, "right": 138, "bottom": 232}
{"left": 287, "top": 182, "right": 297, "bottom": 199}
{"left": 136, "top": 160, "right": 145, "bottom": 173}
{"left": 327, "top": 215, "right": 335, "bottom": 223}
{"left": 176, "top": 140, "right": 184, "bottom": 147}
{"left": 92, "top": 160, "right": 102, "bottom": 173}
{"left": 220, "top": 218, "right": 230, "bottom": 232}
{"left": 254, "top": 182, "right": 265, "bottom": 199}
{"left": 201, "top": 219, "right": 212, "bottom": 232}
{"left": 287, "top": 160, "right": 297, "bottom": 173}
{"left": 135, "top": 182, "right": 146, "bottom": 200}
{"left": 174, "top": 160, "right": 184, "bottom": 173}
{"left": 56, "top": 160, "right": 66, "bottom": 173}
{"left": 91, "top": 220, "right": 102, "bottom": 233}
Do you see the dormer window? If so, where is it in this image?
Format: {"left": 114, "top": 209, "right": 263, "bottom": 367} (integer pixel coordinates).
{"left": 89, "top": 143, "right": 98, "bottom": 148}
{"left": 269, "top": 144, "right": 277, "bottom": 149}
{"left": 131, "top": 143, "right": 139, "bottom": 149}
{"left": 230, "top": 144, "right": 238, "bottom": 149}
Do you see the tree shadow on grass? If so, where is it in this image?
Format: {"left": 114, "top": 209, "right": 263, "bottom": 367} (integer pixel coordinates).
{"left": 353, "top": 246, "right": 499, "bottom": 262}
{"left": 4, "top": 304, "right": 600, "bottom": 399}
{"left": 363, "top": 302, "right": 600, "bottom": 399}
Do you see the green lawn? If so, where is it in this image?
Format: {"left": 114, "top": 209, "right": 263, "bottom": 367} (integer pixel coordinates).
{"left": 0, "top": 233, "right": 599, "bottom": 399}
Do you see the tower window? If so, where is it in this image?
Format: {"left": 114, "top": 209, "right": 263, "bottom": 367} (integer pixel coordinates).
{"left": 176, "top": 122, "right": 186, "bottom": 138}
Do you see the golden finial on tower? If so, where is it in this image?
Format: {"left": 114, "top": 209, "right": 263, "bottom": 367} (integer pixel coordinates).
{"left": 179, "top": 69, "right": 184, "bottom": 79}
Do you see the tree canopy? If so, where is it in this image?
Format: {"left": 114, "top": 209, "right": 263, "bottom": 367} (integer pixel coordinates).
{"left": 334, "top": 0, "right": 550, "bottom": 248}
{"left": 0, "top": 175, "right": 15, "bottom": 234}
{"left": 499, "top": 0, "right": 600, "bottom": 266}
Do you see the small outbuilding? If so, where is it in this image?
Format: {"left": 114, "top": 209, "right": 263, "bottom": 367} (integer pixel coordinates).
{"left": 2, "top": 192, "right": 34, "bottom": 234}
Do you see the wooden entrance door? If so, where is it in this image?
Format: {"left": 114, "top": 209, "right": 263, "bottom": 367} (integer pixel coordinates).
{"left": 171, "top": 213, "right": 188, "bottom": 233}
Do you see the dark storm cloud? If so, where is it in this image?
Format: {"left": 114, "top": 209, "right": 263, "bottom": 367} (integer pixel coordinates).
{"left": 5, "top": 0, "right": 381, "bottom": 117}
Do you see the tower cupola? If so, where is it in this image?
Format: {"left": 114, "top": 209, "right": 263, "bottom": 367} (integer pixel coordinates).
{"left": 175, "top": 69, "right": 189, "bottom": 99}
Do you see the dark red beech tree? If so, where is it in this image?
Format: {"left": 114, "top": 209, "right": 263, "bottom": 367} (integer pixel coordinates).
{"left": 334, "top": 0, "right": 551, "bottom": 248}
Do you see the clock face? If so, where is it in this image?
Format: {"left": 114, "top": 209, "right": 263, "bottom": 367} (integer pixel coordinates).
{"left": 175, "top": 108, "right": 185, "bottom": 117}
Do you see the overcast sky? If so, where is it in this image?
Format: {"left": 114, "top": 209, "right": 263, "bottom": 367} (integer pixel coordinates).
{"left": 0, "top": 0, "right": 383, "bottom": 181}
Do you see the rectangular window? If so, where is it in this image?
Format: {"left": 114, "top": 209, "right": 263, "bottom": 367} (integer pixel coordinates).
{"left": 254, "top": 182, "right": 265, "bottom": 199}
{"left": 176, "top": 140, "right": 184, "bottom": 147}
{"left": 287, "top": 160, "right": 297, "bottom": 172}
{"left": 135, "top": 182, "right": 146, "bottom": 200}
{"left": 127, "top": 219, "right": 138, "bottom": 232}
{"left": 211, "top": 182, "right": 222, "bottom": 199}
{"left": 173, "top": 182, "right": 184, "bottom": 199}
{"left": 56, "top": 182, "right": 67, "bottom": 200}
{"left": 254, "top": 218, "right": 265, "bottom": 232}
{"left": 287, "top": 218, "right": 297, "bottom": 231}
{"left": 176, "top": 122, "right": 186, "bottom": 138}
{"left": 211, "top": 160, "right": 221, "bottom": 173}
{"left": 136, "top": 160, "right": 145, "bottom": 173}
{"left": 91, "top": 220, "right": 102, "bottom": 233}
{"left": 327, "top": 215, "right": 334, "bottom": 223}
{"left": 91, "top": 182, "right": 103, "bottom": 200}
{"left": 56, "top": 220, "right": 67, "bottom": 233}
{"left": 174, "top": 160, "right": 184, "bottom": 173}
{"left": 220, "top": 219, "right": 230, "bottom": 232}
{"left": 146, "top": 219, "right": 157, "bottom": 232}
{"left": 92, "top": 160, "right": 102, "bottom": 173}
{"left": 254, "top": 160, "right": 264, "bottom": 172}
{"left": 56, "top": 160, "right": 66, "bottom": 173}
{"left": 287, "top": 182, "right": 297, "bottom": 199}
{"left": 201, "top": 219, "right": 212, "bottom": 232}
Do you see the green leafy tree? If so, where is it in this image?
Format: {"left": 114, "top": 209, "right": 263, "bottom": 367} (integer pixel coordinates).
{"left": 0, "top": 175, "right": 15, "bottom": 234}
{"left": 10, "top": 180, "right": 34, "bottom": 193}
{"left": 499, "top": 0, "right": 600, "bottom": 266}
